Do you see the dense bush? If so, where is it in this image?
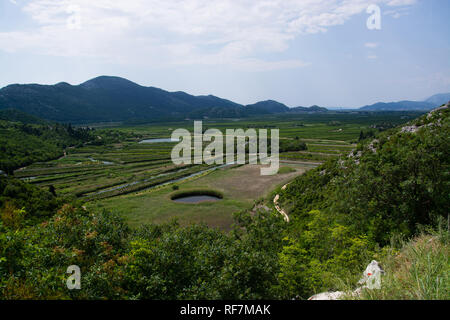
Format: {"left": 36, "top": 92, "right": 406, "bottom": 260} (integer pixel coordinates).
{"left": 279, "top": 139, "right": 308, "bottom": 153}
{"left": 0, "top": 177, "right": 64, "bottom": 224}
{"left": 0, "top": 193, "right": 285, "bottom": 299}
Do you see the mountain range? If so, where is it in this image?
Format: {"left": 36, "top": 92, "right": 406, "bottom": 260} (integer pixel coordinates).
{"left": 0, "top": 76, "right": 448, "bottom": 123}
{"left": 0, "top": 76, "right": 326, "bottom": 123}
{"left": 359, "top": 93, "right": 450, "bottom": 111}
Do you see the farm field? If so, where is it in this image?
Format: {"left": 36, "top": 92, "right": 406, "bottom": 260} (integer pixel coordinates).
{"left": 88, "top": 162, "right": 317, "bottom": 230}
{"left": 12, "top": 111, "right": 420, "bottom": 229}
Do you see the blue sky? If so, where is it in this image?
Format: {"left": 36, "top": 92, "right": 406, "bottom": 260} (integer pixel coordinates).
{"left": 0, "top": 0, "right": 449, "bottom": 108}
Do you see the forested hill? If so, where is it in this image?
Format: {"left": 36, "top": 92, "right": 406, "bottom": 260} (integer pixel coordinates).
{"left": 0, "top": 76, "right": 239, "bottom": 123}
{"left": 0, "top": 76, "right": 265, "bottom": 123}
{"left": 276, "top": 103, "right": 449, "bottom": 297}
{"left": 0, "top": 119, "right": 93, "bottom": 174}
{"left": 0, "top": 108, "right": 47, "bottom": 124}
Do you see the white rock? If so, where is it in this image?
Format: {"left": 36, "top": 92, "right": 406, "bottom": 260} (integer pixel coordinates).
{"left": 308, "top": 291, "right": 345, "bottom": 300}
{"left": 358, "top": 260, "right": 385, "bottom": 289}
{"left": 401, "top": 125, "right": 419, "bottom": 133}
{"left": 307, "top": 260, "right": 385, "bottom": 300}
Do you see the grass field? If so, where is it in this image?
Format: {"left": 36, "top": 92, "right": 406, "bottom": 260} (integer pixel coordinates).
{"left": 87, "top": 162, "right": 316, "bottom": 230}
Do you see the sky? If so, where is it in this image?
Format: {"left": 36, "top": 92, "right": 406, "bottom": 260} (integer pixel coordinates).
{"left": 0, "top": 0, "right": 449, "bottom": 108}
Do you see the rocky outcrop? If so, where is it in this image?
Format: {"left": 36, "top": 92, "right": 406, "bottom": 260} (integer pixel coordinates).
{"left": 401, "top": 102, "right": 448, "bottom": 133}
{"left": 308, "top": 260, "right": 385, "bottom": 300}
{"left": 273, "top": 194, "right": 289, "bottom": 222}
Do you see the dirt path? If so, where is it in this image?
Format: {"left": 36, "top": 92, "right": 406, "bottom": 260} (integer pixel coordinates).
{"left": 279, "top": 160, "right": 322, "bottom": 165}
{"left": 273, "top": 182, "right": 291, "bottom": 222}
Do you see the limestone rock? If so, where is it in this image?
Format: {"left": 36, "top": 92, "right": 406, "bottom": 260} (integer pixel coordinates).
{"left": 307, "top": 260, "right": 385, "bottom": 300}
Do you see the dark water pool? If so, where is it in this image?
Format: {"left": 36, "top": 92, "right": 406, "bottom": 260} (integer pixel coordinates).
{"left": 139, "top": 138, "right": 179, "bottom": 143}
{"left": 173, "top": 195, "right": 222, "bottom": 204}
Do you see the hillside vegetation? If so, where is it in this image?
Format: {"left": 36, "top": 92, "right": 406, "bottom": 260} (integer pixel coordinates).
{"left": 0, "top": 120, "right": 93, "bottom": 174}
{"left": 277, "top": 104, "right": 449, "bottom": 298}
{"left": 0, "top": 108, "right": 47, "bottom": 124}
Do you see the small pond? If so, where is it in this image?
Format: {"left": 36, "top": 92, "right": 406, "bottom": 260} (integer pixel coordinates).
{"left": 139, "top": 138, "right": 180, "bottom": 144}
{"left": 173, "top": 195, "right": 222, "bottom": 204}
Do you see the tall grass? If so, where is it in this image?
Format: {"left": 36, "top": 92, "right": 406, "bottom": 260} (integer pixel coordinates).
{"left": 357, "top": 226, "right": 449, "bottom": 300}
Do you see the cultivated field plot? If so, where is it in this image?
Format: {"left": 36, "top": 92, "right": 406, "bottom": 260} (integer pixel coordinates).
{"left": 13, "top": 140, "right": 215, "bottom": 200}
{"left": 88, "top": 162, "right": 317, "bottom": 230}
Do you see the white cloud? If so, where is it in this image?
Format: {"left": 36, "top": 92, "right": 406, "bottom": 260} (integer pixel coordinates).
{"left": 384, "top": 0, "right": 416, "bottom": 18}
{"left": 0, "top": 0, "right": 417, "bottom": 71}
{"left": 365, "top": 42, "right": 380, "bottom": 48}
{"left": 387, "top": 0, "right": 417, "bottom": 6}
{"left": 384, "top": 7, "right": 411, "bottom": 19}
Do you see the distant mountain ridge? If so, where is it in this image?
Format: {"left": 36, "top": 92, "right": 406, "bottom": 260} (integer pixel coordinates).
{"left": 0, "top": 76, "right": 248, "bottom": 123}
{"left": 291, "top": 105, "right": 328, "bottom": 113}
{"left": 245, "top": 100, "right": 290, "bottom": 114}
{"left": 0, "top": 76, "right": 331, "bottom": 123}
{"left": 0, "top": 75, "right": 448, "bottom": 122}
{"left": 0, "top": 77, "right": 292, "bottom": 123}
{"left": 425, "top": 93, "right": 450, "bottom": 106}
{"left": 359, "top": 101, "right": 434, "bottom": 111}
{"left": 359, "top": 93, "right": 450, "bottom": 112}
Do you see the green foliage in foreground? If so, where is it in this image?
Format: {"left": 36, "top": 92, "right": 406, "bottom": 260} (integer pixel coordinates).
{"left": 0, "top": 192, "right": 286, "bottom": 299}
{"left": 277, "top": 210, "right": 372, "bottom": 299}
